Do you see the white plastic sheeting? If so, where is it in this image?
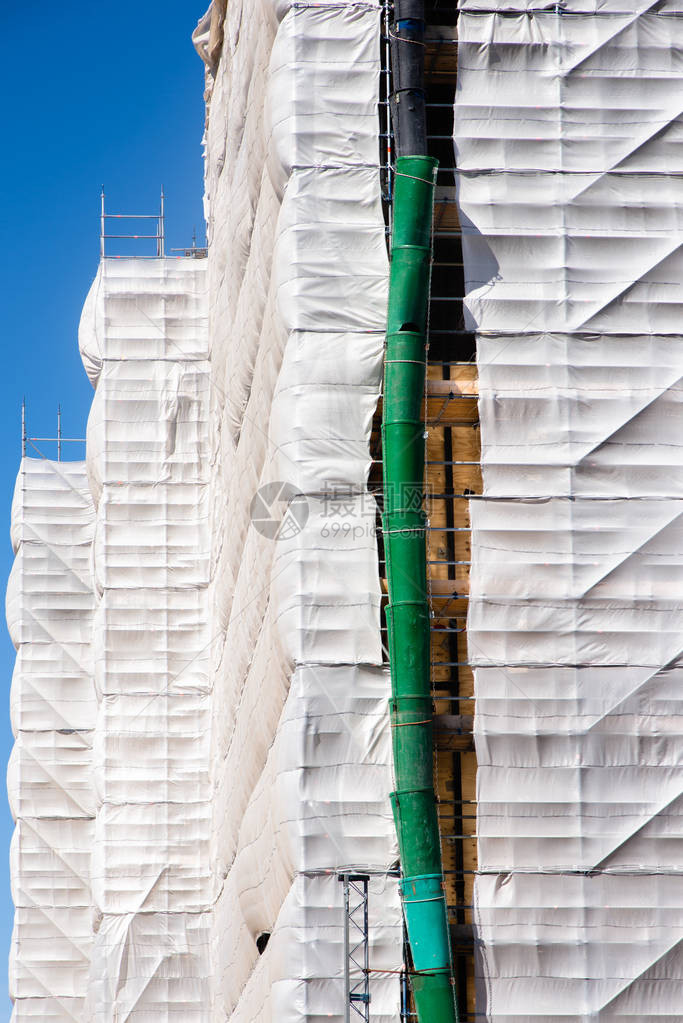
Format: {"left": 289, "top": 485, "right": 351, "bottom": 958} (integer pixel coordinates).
{"left": 7, "top": 459, "right": 96, "bottom": 1021}
{"left": 8, "top": 4, "right": 399, "bottom": 1018}
{"left": 456, "top": 6, "right": 683, "bottom": 1021}
{"left": 197, "top": 1, "right": 402, "bottom": 1019}
{"left": 79, "top": 257, "right": 212, "bottom": 1020}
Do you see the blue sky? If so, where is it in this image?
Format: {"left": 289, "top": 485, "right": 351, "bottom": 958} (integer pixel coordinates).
{"left": 0, "top": 3, "right": 208, "bottom": 1014}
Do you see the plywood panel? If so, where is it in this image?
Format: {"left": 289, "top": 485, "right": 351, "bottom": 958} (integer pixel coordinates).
{"left": 427, "top": 360, "right": 480, "bottom": 1019}
{"left": 434, "top": 187, "right": 461, "bottom": 232}
{"left": 425, "top": 36, "right": 458, "bottom": 86}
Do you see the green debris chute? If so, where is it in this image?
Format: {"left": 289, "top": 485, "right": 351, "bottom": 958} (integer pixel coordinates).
{"left": 382, "top": 154, "right": 459, "bottom": 1023}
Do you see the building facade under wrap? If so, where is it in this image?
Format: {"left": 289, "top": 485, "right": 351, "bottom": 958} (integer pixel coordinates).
{"left": 457, "top": 4, "right": 683, "bottom": 1018}
{"left": 6, "top": 1, "right": 683, "bottom": 1021}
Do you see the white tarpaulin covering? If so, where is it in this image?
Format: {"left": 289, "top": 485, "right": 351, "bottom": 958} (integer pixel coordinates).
{"left": 8, "top": 3, "right": 401, "bottom": 1019}
{"left": 7, "top": 459, "right": 96, "bottom": 1021}
{"left": 197, "top": 0, "right": 402, "bottom": 1019}
{"left": 79, "top": 257, "right": 212, "bottom": 1021}
{"left": 456, "top": 4, "right": 683, "bottom": 1020}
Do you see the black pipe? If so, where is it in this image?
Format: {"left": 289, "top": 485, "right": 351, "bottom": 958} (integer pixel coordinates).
{"left": 390, "top": 0, "right": 427, "bottom": 157}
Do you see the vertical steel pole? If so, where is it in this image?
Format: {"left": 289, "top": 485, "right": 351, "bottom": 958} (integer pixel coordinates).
{"left": 401, "top": 970, "right": 409, "bottom": 1021}
{"left": 21, "top": 399, "right": 26, "bottom": 458}
{"left": 363, "top": 879, "right": 370, "bottom": 1014}
{"left": 343, "top": 875, "right": 351, "bottom": 1023}
{"left": 401, "top": 916, "right": 411, "bottom": 1020}
{"left": 57, "top": 405, "right": 62, "bottom": 462}
{"left": 159, "top": 187, "right": 165, "bottom": 257}
{"left": 379, "top": 0, "right": 394, "bottom": 236}
{"left": 100, "top": 187, "right": 106, "bottom": 259}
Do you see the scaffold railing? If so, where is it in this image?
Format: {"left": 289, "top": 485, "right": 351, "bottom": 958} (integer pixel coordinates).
{"left": 21, "top": 400, "right": 85, "bottom": 460}
{"left": 100, "top": 186, "right": 165, "bottom": 258}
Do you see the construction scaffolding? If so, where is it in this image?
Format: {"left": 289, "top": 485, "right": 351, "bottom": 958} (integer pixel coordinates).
{"left": 20, "top": 400, "right": 85, "bottom": 461}
{"left": 99, "top": 186, "right": 165, "bottom": 258}
{"left": 340, "top": 874, "right": 371, "bottom": 1023}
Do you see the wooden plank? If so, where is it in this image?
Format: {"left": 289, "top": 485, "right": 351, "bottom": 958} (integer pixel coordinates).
{"left": 430, "top": 578, "right": 469, "bottom": 597}
{"left": 425, "top": 36, "right": 458, "bottom": 85}
{"left": 425, "top": 366, "right": 480, "bottom": 1012}
{"left": 434, "top": 713, "right": 474, "bottom": 752}
{"left": 428, "top": 493, "right": 476, "bottom": 529}
{"left": 425, "top": 395, "right": 479, "bottom": 426}
{"left": 433, "top": 187, "right": 461, "bottom": 232}
{"left": 427, "top": 379, "right": 477, "bottom": 397}
{"left": 425, "top": 368, "right": 479, "bottom": 425}
{"left": 429, "top": 527, "right": 471, "bottom": 559}
{"left": 428, "top": 422, "right": 481, "bottom": 462}
{"left": 427, "top": 364, "right": 477, "bottom": 387}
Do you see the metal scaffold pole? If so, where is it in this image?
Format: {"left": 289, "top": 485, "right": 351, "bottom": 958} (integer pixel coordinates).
{"left": 339, "top": 873, "right": 371, "bottom": 1022}
{"left": 100, "top": 187, "right": 106, "bottom": 259}
{"left": 99, "top": 187, "right": 167, "bottom": 259}
{"left": 159, "top": 186, "right": 165, "bottom": 257}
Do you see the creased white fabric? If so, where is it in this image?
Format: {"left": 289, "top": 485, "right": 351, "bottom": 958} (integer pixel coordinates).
{"left": 80, "top": 257, "right": 212, "bottom": 1022}
{"left": 456, "top": 7, "right": 683, "bottom": 1021}
{"left": 8, "top": 459, "right": 96, "bottom": 1022}
{"left": 200, "top": 1, "right": 400, "bottom": 1019}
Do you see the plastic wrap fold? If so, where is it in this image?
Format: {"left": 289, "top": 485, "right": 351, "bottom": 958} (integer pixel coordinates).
{"left": 455, "top": 7, "right": 683, "bottom": 1021}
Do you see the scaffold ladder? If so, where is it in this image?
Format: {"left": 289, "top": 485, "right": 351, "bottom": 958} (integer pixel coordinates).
{"left": 339, "top": 873, "right": 371, "bottom": 1022}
